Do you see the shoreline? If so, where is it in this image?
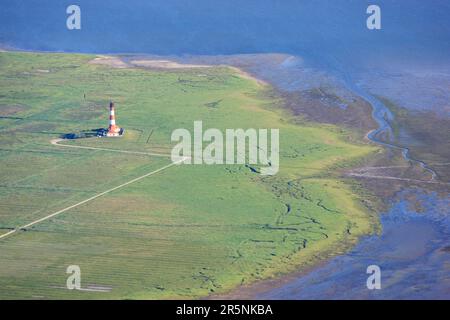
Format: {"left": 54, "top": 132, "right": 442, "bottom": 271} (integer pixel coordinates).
{"left": 200, "top": 55, "right": 449, "bottom": 299}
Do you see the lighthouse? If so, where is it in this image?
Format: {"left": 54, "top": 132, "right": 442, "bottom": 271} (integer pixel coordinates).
{"left": 106, "top": 101, "right": 123, "bottom": 137}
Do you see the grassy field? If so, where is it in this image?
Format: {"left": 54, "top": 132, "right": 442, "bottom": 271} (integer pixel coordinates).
{"left": 0, "top": 52, "right": 379, "bottom": 299}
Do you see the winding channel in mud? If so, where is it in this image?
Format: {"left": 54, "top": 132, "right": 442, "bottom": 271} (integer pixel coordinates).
{"left": 249, "top": 55, "right": 450, "bottom": 299}
{"left": 312, "top": 53, "right": 438, "bottom": 181}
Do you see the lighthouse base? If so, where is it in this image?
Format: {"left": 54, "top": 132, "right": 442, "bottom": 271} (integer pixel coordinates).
{"left": 101, "top": 128, "right": 124, "bottom": 137}
{"left": 106, "top": 132, "right": 121, "bottom": 137}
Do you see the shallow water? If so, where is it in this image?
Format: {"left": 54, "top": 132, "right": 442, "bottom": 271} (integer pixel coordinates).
{"left": 256, "top": 190, "right": 450, "bottom": 299}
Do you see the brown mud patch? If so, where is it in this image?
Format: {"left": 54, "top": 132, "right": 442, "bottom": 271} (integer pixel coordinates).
{"left": 344, "top": 147, "right": 450, "bottom": 209}
{"left": 182, "top": 54, "right": 377, "bottom": 139}
{"left": 278, "top": 88, "right": 378, "bottom": 139}
{"left": 376, "top": 96, "right": 450, "bottom": 182}
{"left": 0, "top": 104, "right": 29, "bottom": 117}
{"left": 227, "top": 66, "right": 268, "bottom": 87}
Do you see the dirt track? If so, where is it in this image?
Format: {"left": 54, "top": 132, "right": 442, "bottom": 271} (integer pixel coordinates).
{"left": 0, "top": 139, "right": 184, "bottom": 240}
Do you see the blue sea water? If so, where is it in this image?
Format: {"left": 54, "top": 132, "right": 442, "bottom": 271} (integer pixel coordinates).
{"left": 0, "top": 0, "right": 449, "bottom": 61}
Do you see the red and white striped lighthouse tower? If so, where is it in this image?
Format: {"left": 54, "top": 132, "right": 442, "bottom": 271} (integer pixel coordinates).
{"left": 106, "top": 101, "right": 122, "bottom": 137}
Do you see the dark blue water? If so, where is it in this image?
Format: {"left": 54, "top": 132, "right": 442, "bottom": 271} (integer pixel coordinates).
{"left": 2, "top": 0, "right": 450, "bottom": 61}
{"left": 256, "top": 190, "right": 450, "bottom": 299}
